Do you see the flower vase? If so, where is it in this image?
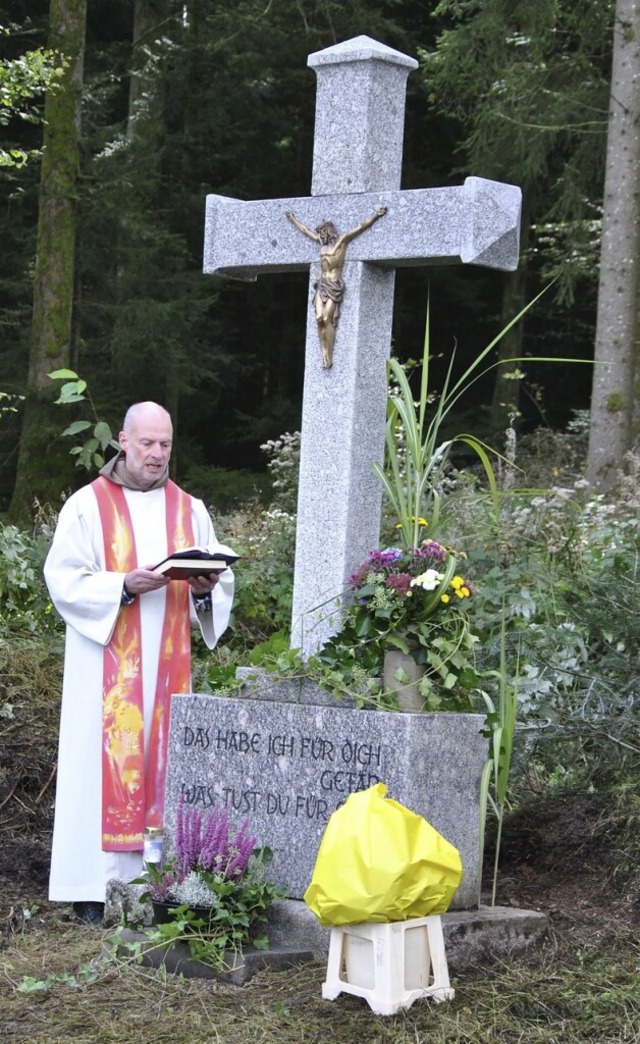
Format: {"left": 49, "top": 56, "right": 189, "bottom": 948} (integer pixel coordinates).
{"left": 383, "top": 649, "right": 426, "bottom": 712}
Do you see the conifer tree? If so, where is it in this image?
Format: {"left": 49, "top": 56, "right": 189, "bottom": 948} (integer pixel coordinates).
{"left": 425, "top": 0, "right": 611, "bottom": 431}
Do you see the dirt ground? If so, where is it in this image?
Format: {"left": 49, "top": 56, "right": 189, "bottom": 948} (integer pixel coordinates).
{"left": 488, "top": 786, "right": 640, "bottom": 950}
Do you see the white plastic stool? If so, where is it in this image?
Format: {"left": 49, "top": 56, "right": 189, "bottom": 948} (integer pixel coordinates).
{"left": 322, "top": 914, "right": 454, "bottom": 1016}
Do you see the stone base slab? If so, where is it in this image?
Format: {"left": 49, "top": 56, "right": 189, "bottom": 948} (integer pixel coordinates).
{"left": 267, "top": 900, "right": 549, "bottom": 974}
{"left": 111, "top": 901, "right": 548, "bottom": 984}
{"left": 112, "top": 928, "right": 316, "bottom": 986}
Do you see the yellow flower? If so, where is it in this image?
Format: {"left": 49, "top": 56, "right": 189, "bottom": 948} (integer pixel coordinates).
{"left": 440, "top": 593, "right": 450, "bottom": 604}
{"left": 395, "top": 516, "right": 429, "bottom": 528}
{"left": 450, "top": 575, "right": 465, "bottom": 590}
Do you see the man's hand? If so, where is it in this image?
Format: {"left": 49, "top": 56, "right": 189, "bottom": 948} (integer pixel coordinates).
{"left": 123, "top": 567, "right": 221, "bottom": 599}
{"left": 187, "top": 572, "right": 221, "bottom": 597}
{"left": 123, "top": 567, "right": 171, "bottom": 595}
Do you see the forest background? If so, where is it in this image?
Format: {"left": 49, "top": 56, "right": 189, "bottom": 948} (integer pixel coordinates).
{"left": 2, "top": 0, "right": 635, "bottom": 518}
{"left": 1, "top": 6, "right": 640, "bottom": 1037}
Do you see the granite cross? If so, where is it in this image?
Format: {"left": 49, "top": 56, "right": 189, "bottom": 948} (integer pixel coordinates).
{"left": 203, "top": 35, "right": 522, "bottom": 658}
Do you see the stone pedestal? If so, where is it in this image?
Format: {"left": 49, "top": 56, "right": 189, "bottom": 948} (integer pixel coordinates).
{"left": 165, "top": 691, "right": 487, "bottom": 910}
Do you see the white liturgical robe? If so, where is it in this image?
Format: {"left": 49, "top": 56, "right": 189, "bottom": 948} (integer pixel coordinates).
{"left": 44, "top": 482, "right": 234, "bottom": 902}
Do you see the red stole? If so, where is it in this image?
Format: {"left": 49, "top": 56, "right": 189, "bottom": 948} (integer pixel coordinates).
{"left": 92, "top": 477, "right": 194, "bottom": 851}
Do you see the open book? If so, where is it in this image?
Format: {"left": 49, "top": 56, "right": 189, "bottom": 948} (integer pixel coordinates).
{"left": 153, "top": 543, "right": 239, "bottom": 579}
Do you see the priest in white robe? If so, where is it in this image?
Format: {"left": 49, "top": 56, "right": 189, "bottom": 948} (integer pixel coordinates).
{"left": 44, "top": 402, "right": 234, "bottom": 923}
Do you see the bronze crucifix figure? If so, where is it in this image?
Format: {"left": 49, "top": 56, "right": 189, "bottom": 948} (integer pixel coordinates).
{"left": 285, "top": 206, "right": 388, "bottom": 368}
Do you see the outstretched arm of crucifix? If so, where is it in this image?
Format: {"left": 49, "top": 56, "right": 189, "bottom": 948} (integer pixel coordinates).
{"left": 341, "top": 206, "right": 388, "bottom": 245}
{"left": 285, "top": 211, "right": 320, "bottom": 242}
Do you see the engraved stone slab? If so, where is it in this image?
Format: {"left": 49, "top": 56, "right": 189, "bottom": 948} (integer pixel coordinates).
{"left": 165, "top": 694, "right": 487, "bottom": 911}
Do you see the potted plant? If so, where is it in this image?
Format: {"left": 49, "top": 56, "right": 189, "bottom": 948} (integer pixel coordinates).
{"left": 136, "top": 798, "right": 284, "bottom": 968}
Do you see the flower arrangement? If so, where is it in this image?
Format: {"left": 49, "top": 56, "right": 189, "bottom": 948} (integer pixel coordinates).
{"left": 137, "top": 799, "right": 283, "bottom": 966}
{"left": 348, "top": 540, "right": 473, "bottom": 632}
{"left": 317, "top": 539, "right": 480, "bottom": 709}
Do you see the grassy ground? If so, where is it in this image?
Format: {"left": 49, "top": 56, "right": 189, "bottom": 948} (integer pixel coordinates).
{"left": 2, "top": 785, "right": 639, "bottom": 1044}
{"left": 1, "top": 639, "right": 639, "bottom": 1042}
{"left": 1, "top": 912, "right": 638, "bottom": 1043}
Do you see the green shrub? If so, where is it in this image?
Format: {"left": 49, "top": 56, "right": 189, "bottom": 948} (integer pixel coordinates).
{"left": 210, "top": 502, "right": 296, "bottom": 650}
{"left": 0, "top": 520, "right": 58, "bottom": 637}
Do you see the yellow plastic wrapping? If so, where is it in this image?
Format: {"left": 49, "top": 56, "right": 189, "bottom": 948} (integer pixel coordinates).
{"left": 304, "top": 782, "right": 463, "bottom": 925}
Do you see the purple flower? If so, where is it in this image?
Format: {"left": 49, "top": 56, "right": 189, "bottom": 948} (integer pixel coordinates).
{"left": 348, "top": 562, "right": 373, "bottom": 588}
{"left": 200, "top": 805, "right": 230, "bottom": 871}
{"left": 386, "top": 572, "right": 413, "bottom": 596}
{"left": 226, "top": 819, "right": 257, "bottom": 878}
{"left": 172, "top": 797, "right": 258, "bottom": 881}
{"left": 379, "top": 547, "right": 404, "bottom": 565}
{"left": 416, "top": 540, "right": 447, "bottom": 563}
{"left": 176, "top": 797, "right": 204, "bottom": 874}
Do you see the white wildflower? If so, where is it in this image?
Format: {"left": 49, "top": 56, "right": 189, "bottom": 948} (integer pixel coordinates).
{"left": 410, "top": 569, "right": 443, "bottom": 591}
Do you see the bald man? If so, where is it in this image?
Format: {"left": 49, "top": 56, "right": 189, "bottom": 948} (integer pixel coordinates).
{"left": 44, "top": 402, "right": 234, "bottom": 925}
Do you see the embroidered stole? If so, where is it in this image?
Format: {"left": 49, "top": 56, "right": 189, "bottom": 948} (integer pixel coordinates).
{"left": 92, "top": 477, "right": 194, "bottom": 851}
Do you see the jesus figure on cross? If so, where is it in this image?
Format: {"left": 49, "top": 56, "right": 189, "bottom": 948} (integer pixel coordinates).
{"left": 285, "top": 206, "right": 388, "bottom": 368}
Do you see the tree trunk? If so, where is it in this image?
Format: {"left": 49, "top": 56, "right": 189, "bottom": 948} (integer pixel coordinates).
{"left": 9, "top": 0, "right": 87, "bottom": 519}
{"left": 128, "top": 0, "right": 171, "bottom": 141}
{"left": 490, "top": 267, "right": 526, "bottom": 434}
{"left": 585, "top": 0, "right": 640, "bottom": 489}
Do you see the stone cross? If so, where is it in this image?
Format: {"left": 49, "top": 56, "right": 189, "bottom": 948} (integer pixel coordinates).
{"left": 203, "top": 35, "right": 521, "bottom": 658}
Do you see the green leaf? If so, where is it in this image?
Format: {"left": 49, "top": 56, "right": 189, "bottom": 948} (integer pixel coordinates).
{"left": 48, "top": 368, "right": 79, "bottom": 380}
{"left": 94, "top": 421, "right": 113, "bottom": 450}
{"left": 62, "top": 420, "right": 92, "bottom": 437}
{"left": 385, "top": 633, "right": 411, "bottom": 654}
{"left": 55, "top": 380, "right": 86, "bottom": 404}
{"left": 17, "top": 976, "right": 50, "bottom": 993}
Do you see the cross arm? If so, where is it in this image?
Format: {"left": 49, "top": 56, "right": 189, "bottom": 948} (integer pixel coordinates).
{"left": 202, "top": 177, "right": 522, "bottom": 280}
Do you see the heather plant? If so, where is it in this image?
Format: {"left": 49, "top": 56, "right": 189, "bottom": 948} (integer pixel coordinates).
{"left": 134, "top": 800, "right": 283, "bottom": 968}
{"left": 144, "top": 800, "right": 258, "bottom": 905}
{"left": 177, "top": 802, "right": 254, "bottom": 881}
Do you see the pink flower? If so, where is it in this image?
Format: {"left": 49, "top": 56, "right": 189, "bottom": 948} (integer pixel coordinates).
{"left": 386, "top": 572, "right": 413, "bottom": 596}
